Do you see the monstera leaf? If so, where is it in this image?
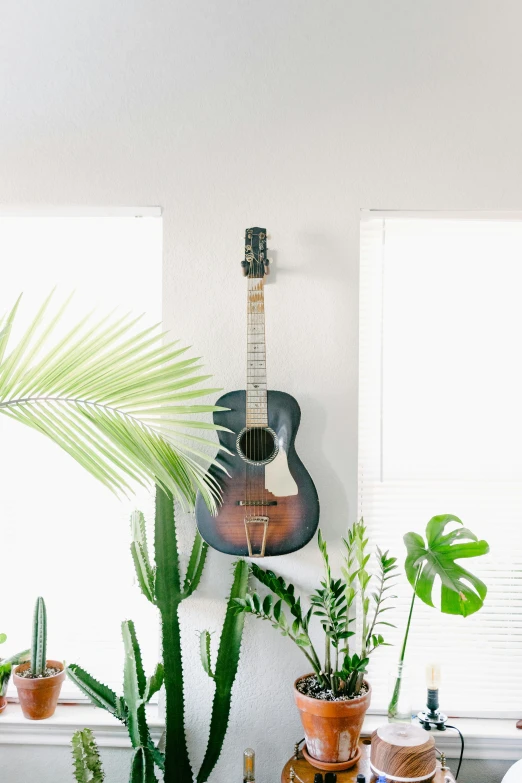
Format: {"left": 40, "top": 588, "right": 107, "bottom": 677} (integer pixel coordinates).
{"left": 404, "top": 514, "right": 489, "bottom": 617}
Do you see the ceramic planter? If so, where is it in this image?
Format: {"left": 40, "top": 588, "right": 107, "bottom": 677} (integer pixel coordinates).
{"left": 0, "top": 694, "right": 6, "bottom": 713}
{"left": 294, "top": 675, "right": 372, "bottom": 771}
{"left": 13, "top": 660, "right": 65, "bottom": 720}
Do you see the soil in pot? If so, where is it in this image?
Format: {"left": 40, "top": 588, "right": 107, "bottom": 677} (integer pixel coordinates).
{"left": 294, "top": 673, "right": 372, "bottom": 770}
{"left": 13, "top": 660, "right": 65, "bottom": 720}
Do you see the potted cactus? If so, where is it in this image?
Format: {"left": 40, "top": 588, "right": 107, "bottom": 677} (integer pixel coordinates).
{"left": 0, "top": 634, "right": 30, "bottom": 714}
{"left": 13, "top": 597, "right": 65, "bottom": 719}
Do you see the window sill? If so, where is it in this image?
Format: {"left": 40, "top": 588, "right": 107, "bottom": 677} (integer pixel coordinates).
{"left": 362, "top": 714, "right": 522, "bottom": 761}
{"left": 1, "top": 704, "right": 521, "bottom": 760}
{"left": 0, "top": 702, "right": 164, "bottom": 748}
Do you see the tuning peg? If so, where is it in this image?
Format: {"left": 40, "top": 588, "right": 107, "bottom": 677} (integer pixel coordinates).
{"left": 264, "top": 258, "right": 271, "bottom": 275}
{"left": 241, "top": 260, "right": 250, "bottom": 276}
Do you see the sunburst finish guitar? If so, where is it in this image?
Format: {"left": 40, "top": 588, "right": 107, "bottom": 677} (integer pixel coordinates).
{"left": 195, "top": 227, "right": 319, "bottom": 557}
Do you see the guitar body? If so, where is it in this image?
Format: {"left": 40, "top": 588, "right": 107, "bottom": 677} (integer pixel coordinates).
{"left": 195, "top": 389, "right": 319, "bottom": 557}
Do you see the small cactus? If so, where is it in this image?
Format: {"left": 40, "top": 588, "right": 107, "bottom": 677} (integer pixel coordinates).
{"left": 71, "top": 728, "right": 105, "bottom": 783}
{"left": 31, "top": 597, "right": 47, "bottom": 676}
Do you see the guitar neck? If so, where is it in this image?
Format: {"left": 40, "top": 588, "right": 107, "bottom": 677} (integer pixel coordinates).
{"left": 246, "top": 277, "right": 268, "bottom": 428}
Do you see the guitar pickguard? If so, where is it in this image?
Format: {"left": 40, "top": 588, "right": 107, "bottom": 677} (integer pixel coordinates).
{"left": 265, "top": 447, "right": 298, "bottom": 496}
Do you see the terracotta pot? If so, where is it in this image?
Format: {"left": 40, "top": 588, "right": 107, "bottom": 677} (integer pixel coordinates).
{"left": 13, "top": 660, "right": 65, "bottom": 720}
{"left": 0, "top": 695, "right": 6, "bottom": 713}
{"left": 294, "top": 674, "right": 372, "bottom": 766}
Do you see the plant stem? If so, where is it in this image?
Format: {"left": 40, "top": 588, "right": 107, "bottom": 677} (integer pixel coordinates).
{"left": 388, "top": 566, "right": 421, "bottom": 719}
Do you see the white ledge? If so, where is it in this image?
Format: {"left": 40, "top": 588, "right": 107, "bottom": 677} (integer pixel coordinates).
{"left": 1, "top": 704, "right": 522, "bottom": 760}
{"left": 0, "top": 703, "right": 164, "bottom": 748}
{"left": 362, "top": 714, "right": 522, "bottom": 761}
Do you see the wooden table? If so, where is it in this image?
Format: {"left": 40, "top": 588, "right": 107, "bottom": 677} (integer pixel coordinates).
{"left": 281, "top": 740, "right": 456, "bottom": 782}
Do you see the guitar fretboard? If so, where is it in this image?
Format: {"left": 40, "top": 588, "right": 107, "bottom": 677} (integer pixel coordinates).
{"left": 246, "top": 278, "right": 268, "bottom": 428}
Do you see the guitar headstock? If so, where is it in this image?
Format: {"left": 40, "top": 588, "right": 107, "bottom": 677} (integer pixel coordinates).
{"left": 242, "top": 227, "right": 270, "bottom": 278}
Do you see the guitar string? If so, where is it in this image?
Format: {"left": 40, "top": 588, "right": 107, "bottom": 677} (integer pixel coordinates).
{"left": 244, "top": 230, "right": 250, "bottom": 529}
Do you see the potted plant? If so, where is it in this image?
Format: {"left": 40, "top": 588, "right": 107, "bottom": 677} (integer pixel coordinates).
{"left": 67, "top": 489, "right": 249, "bottom": 783}
{"left": 13, "top": 597, "right": 65, "bottom": 720}
{"left": 234, "top": 522, "right": 398, "bottom": 771}
{"left": 0, "top": 634, "right": 30, "bottom": 714}
{"left": 388, "top": 514, "right": 489, "bottom": 721}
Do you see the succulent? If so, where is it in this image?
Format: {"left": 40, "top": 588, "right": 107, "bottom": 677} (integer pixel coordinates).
{"left": 68, "top": 620, "right": 164, "bottom": 782}
{"left": 71, "top": 728, "right": 105, "bottom": 783}
{"left": 68, "top": 487, "right": 248, "bottom": 783}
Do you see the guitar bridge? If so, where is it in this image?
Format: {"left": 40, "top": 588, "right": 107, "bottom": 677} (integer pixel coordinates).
{"left": 244, "top": 515, "right": 269, "bottom": 558}
{"left": 236, "top": 500, "right": 277, "bottom": 506}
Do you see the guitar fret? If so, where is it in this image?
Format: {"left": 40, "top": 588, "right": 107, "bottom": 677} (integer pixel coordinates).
{"left": 246, "top": 277, "right": 267, "bottom": 426}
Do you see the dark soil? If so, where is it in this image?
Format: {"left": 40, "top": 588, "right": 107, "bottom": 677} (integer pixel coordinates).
{"left": 17, "top": 667, "right": 61, "bottom": 679}
{"left": 296, "top": 674, "right": 368, "bottom": 702}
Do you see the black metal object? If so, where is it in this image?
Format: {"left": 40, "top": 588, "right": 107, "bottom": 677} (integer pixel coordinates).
{"left": 418, "top": 688, "right": 448, "bottom": 731}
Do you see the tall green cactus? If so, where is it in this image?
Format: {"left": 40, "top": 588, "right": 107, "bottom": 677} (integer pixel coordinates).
{"left": 71, "top": 728, "right": 105, "bottom": 783}
{"left": 68, "top": 620, "right": 164, "bottom": 783}
{"left": 69, "top": 487, "right": 248, "bottom": 783}
{"left": 31, "top": 597, "right": 47, "bottom": 676}
{"left": 130, "top": 487, "right": 248, "bottom": 783}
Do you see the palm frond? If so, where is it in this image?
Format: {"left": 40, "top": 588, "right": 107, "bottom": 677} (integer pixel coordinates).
{"left": 0, "top": 293, "right": 225, "bottom": 510}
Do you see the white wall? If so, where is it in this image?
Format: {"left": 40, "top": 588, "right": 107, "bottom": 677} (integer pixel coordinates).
{"left": 0, "top": 2, "right": 521, "bottom": 781}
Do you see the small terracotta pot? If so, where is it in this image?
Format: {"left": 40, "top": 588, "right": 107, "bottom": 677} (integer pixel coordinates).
{"left": 13, "top": 660, "right": 65, "bottom": 720}
{"left": 0, "top": 695, "right": 7, "bottom": 714}
{"left": 294, "top": 674, "right": 372, "bottom": 767}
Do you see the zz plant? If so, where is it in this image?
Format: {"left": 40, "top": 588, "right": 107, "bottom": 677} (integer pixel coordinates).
{"left": 68, "top": 487, "right": 248, "bottom": 783}
{"left": 235, "top": 521, "right": 398, "bottom": 698}
{"left": 388, "top": 514, "right": 490, "bottom": 720}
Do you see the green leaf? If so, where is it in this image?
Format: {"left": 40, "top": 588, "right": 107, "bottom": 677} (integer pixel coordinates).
{"left": 196, "top": 560, "right": 249, "bottom": 783}
{"left": 0, "top": 293, "right": 224, "bottom": 510}
{"left": 404, "top": 515, "right": 489, "bottom": 617}
{"left": 262, "top": 595, "right": 272, "bottom": 616}
{"left": 0, "top": 634, "right": 6, "bottom": 645}
{"left": 67, "top": 664, "right": 126, "bottom": 720}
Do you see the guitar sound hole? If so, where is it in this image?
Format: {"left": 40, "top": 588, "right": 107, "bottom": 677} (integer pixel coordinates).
{"left": 237, "top": 427, "right": 278, "bottom": 465}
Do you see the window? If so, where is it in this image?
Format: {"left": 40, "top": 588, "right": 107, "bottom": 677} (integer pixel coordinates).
{"left": 0, "top": 210, "right": 162, "bottom": 699}
{"left": 359, "top": 213, "right": 522, "bottom": 717}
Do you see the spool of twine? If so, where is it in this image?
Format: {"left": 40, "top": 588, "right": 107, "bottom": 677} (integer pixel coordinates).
{"left": 370, "top": 724, "right": 436, "bottom": 782}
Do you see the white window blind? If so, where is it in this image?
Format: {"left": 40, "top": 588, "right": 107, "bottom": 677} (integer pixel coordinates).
{"left": 359, "top": 214, "right": 522, "bottom": 718}
{"left": 0, "top": 214, "right": 162, "bottom": 700}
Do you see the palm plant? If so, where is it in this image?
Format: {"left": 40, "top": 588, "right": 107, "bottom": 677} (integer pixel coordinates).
{"left": 0, "top": 292, "right": 226, "bottom": 509}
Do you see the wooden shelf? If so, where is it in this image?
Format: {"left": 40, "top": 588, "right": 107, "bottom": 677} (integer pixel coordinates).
{"left": 281, "top": 740, "right": 455, "bottom": 782}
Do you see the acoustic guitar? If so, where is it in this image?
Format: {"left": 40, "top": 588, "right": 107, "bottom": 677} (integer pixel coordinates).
{"left": 195, "top": 227, "right": 319, "bottom": 557}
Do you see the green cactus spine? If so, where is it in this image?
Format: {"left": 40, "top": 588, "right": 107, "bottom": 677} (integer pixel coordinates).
{"left": 31, "top": 597, "right": 47, "bottom": 676}
{"left": 71, "top": 728, "right": 105, "bottom": 783}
